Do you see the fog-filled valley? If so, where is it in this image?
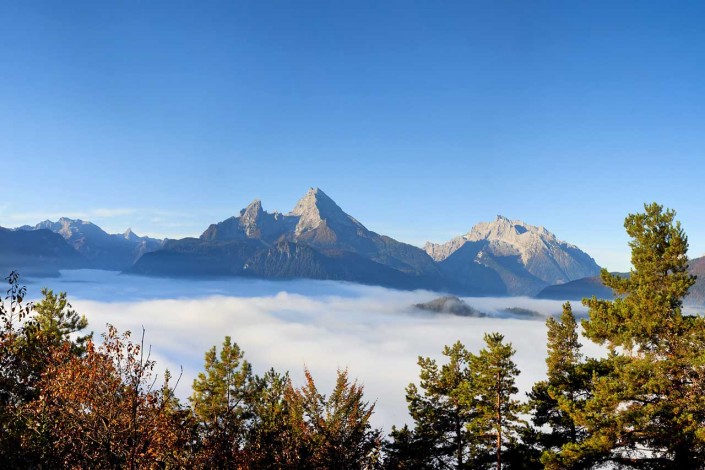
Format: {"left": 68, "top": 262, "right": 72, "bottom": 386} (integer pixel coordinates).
{"left": 25, "top": 269, "right": 606, "bottom": 430}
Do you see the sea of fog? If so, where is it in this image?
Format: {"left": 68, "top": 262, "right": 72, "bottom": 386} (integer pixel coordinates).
{"left": 24, "top": 269, "right": 604, "bottom": 431}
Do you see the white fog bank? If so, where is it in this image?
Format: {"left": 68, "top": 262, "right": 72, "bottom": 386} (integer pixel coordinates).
{"left": 28, "top": 270, "right": 605, "bottom": 430}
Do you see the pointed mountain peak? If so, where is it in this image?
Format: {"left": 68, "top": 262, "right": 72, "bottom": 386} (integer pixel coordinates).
{"left": 123, "top": 228, "right": 140, "bottom": 241}
{"left": 240, "top": 199, "right": 263, "bottom": 218}
{"left": 291, "top": 187, "right": 341, "bottom": 218}
{"left": 290, "top": 187, "right": 365, "bottom": 237}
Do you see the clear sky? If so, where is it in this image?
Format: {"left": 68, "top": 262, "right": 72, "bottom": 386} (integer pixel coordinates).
{"left": 2, "top": 1, "right": 704, "bottom": 271}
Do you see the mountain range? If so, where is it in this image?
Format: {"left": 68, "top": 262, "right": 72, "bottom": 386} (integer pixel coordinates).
{"left": 17, "top": 218, "right": 162, "bottom": 271}
{"left": 4, "top": 187, "right": 702, "bottom": 303}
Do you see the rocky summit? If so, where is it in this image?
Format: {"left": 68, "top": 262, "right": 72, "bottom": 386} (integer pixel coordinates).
{"left": 131, "top": 188, "right": 445, "bottom": 291}
{"left": 425, "top": 215, "right": 601, "bottom": 296}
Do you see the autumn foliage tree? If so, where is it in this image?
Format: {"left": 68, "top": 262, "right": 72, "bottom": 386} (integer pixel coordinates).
{"left": 22, "top": 325, "right": 193, "bottom": 469}
{"left": 0, "top": 273, "right": 93, "bottom": 467}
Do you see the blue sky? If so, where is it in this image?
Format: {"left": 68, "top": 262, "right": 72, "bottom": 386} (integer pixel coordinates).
{"left": 2, "top": 0, "right": 704, "bottom": 271}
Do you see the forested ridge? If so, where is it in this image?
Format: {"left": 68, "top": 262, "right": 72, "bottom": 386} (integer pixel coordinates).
{"left": 2, "top": 203, "right": 705, "bottom": 469}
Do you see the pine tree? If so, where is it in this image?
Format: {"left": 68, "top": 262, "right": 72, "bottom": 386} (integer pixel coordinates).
{"left": 405, "top": 341, "right": 476, "bottom": 468}
{"left": 529, "top": 302, "right": 607, "bottom": 469}
{"left": 384, "top": 424, "right": 436, "bottom": 470}
{"left": 467, "top": 333, "right": 524, "bottom": 470}
{"left": 286, "top": 368, "right": 381, "bottom": 469}
{"left": 247, "top": 368, "right": 300, "bottom": 468}
{"left": 567, "top": 203, "right": 705, "bottom": 467}
{"left": 32, "top": 288, "right": 90, "bottom": 354}
{"left": 190, "top": 336, "right": 254, "bottom": 467}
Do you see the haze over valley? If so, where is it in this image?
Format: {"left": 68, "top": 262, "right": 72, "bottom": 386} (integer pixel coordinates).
{"left": 9, "top": 187, "right": 704, "bottom": 431}
{"left": 25, "top": 269, "right": 604, "bottom": 429}
{"left": 7, "top": 187, "right": 705, "bottom": 307}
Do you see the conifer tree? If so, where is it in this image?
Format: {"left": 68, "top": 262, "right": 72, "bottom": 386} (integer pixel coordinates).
{"left": 286, "top": 368, "right": 381, "bottom": 469}
{"left": 190, "top": 336, "right": 254, "bottom": 467}
{"left": 405, "top": 341, "right": 476, "bottom": 468}
{"left": 467, "top": 333, "right": 523, "bottom": 470}
{"left": 384, "top": 424, "right": 436, "bottom": 470}
{"left": 529, "top": 303, "right": 607, "bottom": 469}
{"left": 566, "top": 203, "right": 705, "bottom": 467}
{"left": 247, "top": 368, "right": 300, "bottom": 468}
{"left": 32, "top": 289, "right": 90, "bottom": 352}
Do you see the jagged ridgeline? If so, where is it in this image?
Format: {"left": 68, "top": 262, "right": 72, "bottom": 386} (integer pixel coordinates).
{"left": 14, "top": 219, "right": 163, "bottom": 271}
{"left": 425, "top": 215, "right": 601, "bottom": 295}
{"left": 10, "top": 191, "right": 705, "bottom": 303}
{"left": 129, "top": 188, "right": 446, "bottom": 291}
{"left": 129, "top": 188, "right": 600, "bottom": 295}
{"left": 3, "top": 188, "right": 609, "bottom": 296}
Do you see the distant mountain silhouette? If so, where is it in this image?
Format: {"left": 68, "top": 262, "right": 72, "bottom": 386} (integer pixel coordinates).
{"left": 535, "top": 275, "right": 618, "bottom": 301}
{"left": 536, "top": 258, "right": 705, "bottom": 306}
{"left": 688, "top": 256, "right": 705, "bottom": 306}
{"left": 0, "top": 227, "right": 86, "bottom": 277}
{"left": 413, "top": 296, "right": 487, "bottom": 317}
{"left": 19, "top": 218, "right": 162, "bottom": 270}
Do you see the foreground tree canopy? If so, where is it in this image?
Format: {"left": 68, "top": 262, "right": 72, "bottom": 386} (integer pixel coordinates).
{"left": 1, "top": 202, "right": 704, "bottom": 469}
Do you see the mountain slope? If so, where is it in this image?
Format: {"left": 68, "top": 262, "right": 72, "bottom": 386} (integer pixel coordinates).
{"left": 688, "top": 256, "right": 705, "bottom": 306}
{"left": 426, "top": 216, "right": 601, "bottom": 296}
{"left": 0, "top": 227, "right": 86, "bottom": 277}
{"left": 536, "top": 275, "right": 616, "bottom": 301}
{"left": 131, "top": 188, "right": 445, "bottom": 290}
{"left": 537, "top": 257, "right": 705, "bottom": 306}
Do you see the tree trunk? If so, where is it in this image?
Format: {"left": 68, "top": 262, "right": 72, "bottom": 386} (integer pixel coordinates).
{"left": 673, "top": 441, "right": 693, "bottom": 468}
{"left": 496, "top": 370, "right": 502, "bottom": 470}
{"left": 456, "top": 408, "right": 463, "bottom": 468}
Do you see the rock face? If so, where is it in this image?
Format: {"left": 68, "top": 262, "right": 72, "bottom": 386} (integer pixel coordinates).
{"left": 426, "top": 215, "right": 601, "bottom": 296}
{"left": 131, "top": 188, "right": 445, "bottom": 290}
{"left": 200, "top": 199, "right": 297, "bottom": 243}
{"left": 20, "top": 218, "right": 162, "bottom": 270}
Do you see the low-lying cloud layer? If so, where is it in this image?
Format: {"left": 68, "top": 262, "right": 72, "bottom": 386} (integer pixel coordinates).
{"left": 30, "top": 270, "right": 604, "bottom": 431}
